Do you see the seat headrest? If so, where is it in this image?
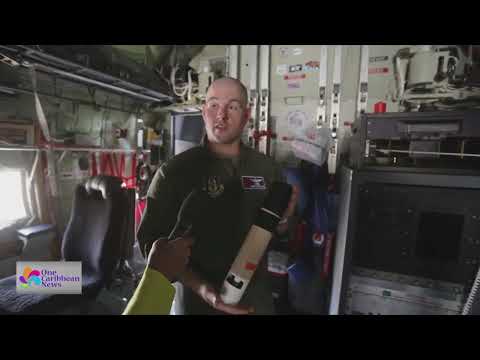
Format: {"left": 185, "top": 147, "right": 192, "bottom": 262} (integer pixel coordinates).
{"left": 84, "top": 176, "right": 123, "bottom": 199}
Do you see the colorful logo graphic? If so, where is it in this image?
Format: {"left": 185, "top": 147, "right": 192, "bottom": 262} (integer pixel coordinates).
{"left": 18, "top": 266, "right": 42, "bottom": 288}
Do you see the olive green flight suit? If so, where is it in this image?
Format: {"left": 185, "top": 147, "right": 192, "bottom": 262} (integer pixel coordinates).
{"left": 137, "top": 141, "right": 283, "bottom": 315}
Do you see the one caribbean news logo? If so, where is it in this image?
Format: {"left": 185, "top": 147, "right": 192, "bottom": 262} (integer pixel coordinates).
{"left": 16, "top": 262, "right": 82, "bottom": 294}
{"left": 19, "top": 266, "right": 42, "bottom": 288}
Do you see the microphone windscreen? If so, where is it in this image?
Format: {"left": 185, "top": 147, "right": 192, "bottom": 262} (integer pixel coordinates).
{"left": 254, "top": 182, "right": 292, "bottom": 232}
{"left": 263, "top": 182, "right": 293, "bottom": 216}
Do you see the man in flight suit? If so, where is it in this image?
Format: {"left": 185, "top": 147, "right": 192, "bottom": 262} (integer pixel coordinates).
{"left": 137, "top": 77, "right": 298, "bottom": 315}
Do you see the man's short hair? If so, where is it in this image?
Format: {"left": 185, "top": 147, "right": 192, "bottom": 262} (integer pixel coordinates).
{"left": 206, "top": 77, "right": 249, "bottom": 106}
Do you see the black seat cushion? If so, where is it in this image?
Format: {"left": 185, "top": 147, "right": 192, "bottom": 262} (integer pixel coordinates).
{"left": 0, "top": 273, "right": 104, "bottom": 314}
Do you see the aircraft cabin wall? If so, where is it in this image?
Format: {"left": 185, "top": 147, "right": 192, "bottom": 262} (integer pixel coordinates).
{"left": 0, "top": 65, "right": 140, "bottom": 278}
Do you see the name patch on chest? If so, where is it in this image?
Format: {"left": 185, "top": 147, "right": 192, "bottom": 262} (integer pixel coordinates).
{"left": 241, "top": 176, "right": 266, "bottom": 190}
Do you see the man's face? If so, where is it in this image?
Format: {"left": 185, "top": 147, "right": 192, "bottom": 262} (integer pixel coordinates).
{"left": 202, "top": 81, "right": 250, "bottom": 145}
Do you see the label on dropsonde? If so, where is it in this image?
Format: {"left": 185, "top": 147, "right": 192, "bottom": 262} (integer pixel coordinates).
{"left": 220, "top": 272, "right": 250, "bottom": 305}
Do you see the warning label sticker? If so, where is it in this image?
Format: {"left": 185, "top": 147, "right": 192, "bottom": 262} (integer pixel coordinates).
{"left": 368, "top": 67, "right": 389, "bottom": 74}
{"left": 369, "top": 56, "right": 389, "bottom": 63}
{"left": 284, "top": 74, "right": 306, "bottom": 81}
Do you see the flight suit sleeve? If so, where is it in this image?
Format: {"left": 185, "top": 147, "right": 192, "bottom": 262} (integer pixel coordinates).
{"left": 137, "top": 167, "right": 182, "bottom": 258}
{"left": 122, "top": 267, "right": 175, "bottom": 315}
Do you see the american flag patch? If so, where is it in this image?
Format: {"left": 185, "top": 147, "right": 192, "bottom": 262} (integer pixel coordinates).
{"left": 241, "top": 176, "right": 266, "bottom": 190}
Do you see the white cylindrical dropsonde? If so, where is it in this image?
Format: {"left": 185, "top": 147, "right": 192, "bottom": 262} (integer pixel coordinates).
{"left": 220, "top": 182, "right": 292, "bottom": 305}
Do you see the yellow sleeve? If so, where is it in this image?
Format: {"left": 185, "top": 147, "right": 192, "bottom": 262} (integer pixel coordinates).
{"left": 122, "top": 267, "right": 176, "bottom": 315}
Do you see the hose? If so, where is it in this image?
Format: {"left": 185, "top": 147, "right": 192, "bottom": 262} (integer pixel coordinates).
{"left": 462, "top": 265, "right": 480, "bottom": 315}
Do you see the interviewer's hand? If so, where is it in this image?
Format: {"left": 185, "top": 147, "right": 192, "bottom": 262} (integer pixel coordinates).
{"left": 198, "top": 284, "right": 254, "bottom": 315}
{"left": 147, "top": 236, "right": 194, "bottom": 282}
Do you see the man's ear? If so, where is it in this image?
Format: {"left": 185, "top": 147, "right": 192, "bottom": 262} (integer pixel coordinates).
{"left": 242, "top": 106, "right": 251, "bottom": 125}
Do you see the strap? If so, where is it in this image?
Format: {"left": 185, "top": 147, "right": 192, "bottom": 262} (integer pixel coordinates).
{"left": 30, "top": 66, "right": 58, "bottom": 198}
{"left": 258, "top": 45, "right": 271, "bottom": 155}
{"left": 357, "top": 45, "right": 369, "bottom": 117}
{"left": 316, "top": 45, "right": 328, "bottom": 128}
{"left": 30, "top": 66, "right": 51, "bottom": 143}
{"left": 247, "top": 45, "right": 259, "bottom": 149}
{"left": 327, "top": 46, "right": 342, "bottom": 175}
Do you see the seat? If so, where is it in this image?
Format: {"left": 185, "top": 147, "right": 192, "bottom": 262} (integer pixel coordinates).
{"left": 0, "top": 175, "right": 128, "bottom": 314}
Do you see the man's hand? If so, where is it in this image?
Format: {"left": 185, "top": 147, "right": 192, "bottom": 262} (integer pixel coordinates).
{"left": 198, "top": 284, "right": 254, "bottom": 315}
{"left": 147, "top": 236, "right": 194, "bottom": 282}
{"left": 276, "top": 184, "right": 299, "bottom": 234}
{"left": 179, "top": 269, "right": 254, "bottom": 315}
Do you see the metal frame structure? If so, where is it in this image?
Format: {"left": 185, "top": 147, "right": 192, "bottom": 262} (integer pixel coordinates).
{"left": 227, "top": 45, "right": 240, "bottom": 79}
{"left": 356, "top": 110, "right": 480, "bottom": 169}
{"left": 329, "top": 166, "right": 480, "bottom": 314}
{"left": 0, "top": 45, "right": 172, "bottom": 103}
